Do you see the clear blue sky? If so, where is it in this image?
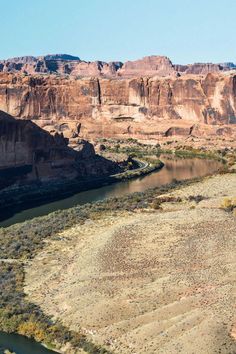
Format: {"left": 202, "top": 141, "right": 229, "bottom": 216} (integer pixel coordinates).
{"left": 1, "top": 0, "right": 236, "bottom": 64}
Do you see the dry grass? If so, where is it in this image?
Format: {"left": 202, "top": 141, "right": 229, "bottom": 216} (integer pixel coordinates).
{"left": 221, "top": 197, "right": 236, "bottom": 211}
{"left": 25, "top": 173, "right": 236, "bottom": 354}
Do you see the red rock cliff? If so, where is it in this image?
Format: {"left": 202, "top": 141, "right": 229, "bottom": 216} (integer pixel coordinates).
{"left": 0, "top": 71, "right": 235, "bottom": 141}
{"left": 1, "top": 54, "right": 235, "bottom": 77}
{"left": 0, "top": 110, "right": 121, "bottom": 190}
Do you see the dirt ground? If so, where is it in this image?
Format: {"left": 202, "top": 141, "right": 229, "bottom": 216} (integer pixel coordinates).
{"left": 25, "top": 173, "right": 236, "bottom": 354}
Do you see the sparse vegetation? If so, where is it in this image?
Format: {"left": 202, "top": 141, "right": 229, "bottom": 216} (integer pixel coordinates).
{"left": 103, "top": 139, "right": 226, "bottom": 162}
{"left": 151, "top": 195, "right": 182, "bottom": 209}
{"left": 188, "top": 195, "right": 208, "bottom": 203}
{"left": 151, "top": 199, "right": 162, "bottom": 209}
{"left": 0, "top": 175, "right": 203, "bottom": 352}
{"left": 0, "top": 142, "right": 232, "bottom": 352}
{"left": 0, "top": 261, "right": 110, "bottom": 353}
{"left": 221, "top": 197, "right": 236, "bottom": 212}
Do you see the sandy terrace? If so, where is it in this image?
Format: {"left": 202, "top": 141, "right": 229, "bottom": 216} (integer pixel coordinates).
{"left": 25, "top": 174, "right": 236, "bottom": 354}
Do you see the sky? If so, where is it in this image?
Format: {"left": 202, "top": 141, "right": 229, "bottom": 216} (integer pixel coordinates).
{"left": 1, "top": 0, "right": 236, "bottom": 64}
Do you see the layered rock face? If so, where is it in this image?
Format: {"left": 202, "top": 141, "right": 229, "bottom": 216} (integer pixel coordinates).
{"left": 0, "top": 54, "right": 235, "bottom": 78}
{"left": 0, "top": 110, "right": 120, "bottom": 190}
{"left": 117, "top": 56, "right": 176, "bottom": 77}
{"left": 174, "top": 63, "right": 224, "bottom": 75}
{"left": 0, "top": 71, "right": 235, "bottom": 142}
{"left": 0, "top": 54, "right": 123, "bottom": 77}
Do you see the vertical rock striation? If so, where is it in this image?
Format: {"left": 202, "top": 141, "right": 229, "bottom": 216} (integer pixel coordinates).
{"left": 0, "top": 71, "right": 235, "bottom": 141}
{"left": 0, "top": 110, "right": 121, "bottom": 190}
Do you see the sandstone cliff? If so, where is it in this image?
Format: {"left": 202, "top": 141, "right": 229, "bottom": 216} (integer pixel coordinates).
{"left": 0, "top": 54, "right": 235, "bottom": 78}
{"left": 0, "top": 71, "right": 235, "bottom": 142}
{"left": 0, "top": 54, "right": 123, "bottom": 77}
{"left": 0, "top": 110, "right": 121, "bottom": 190}
{"left": 174, "top": 63, "right": 224, "bottom": 75}
{"left": 117, "top": 56, "right": 176, "bottom": 77}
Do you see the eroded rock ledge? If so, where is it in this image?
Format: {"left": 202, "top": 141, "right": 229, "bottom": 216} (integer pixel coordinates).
{"left": 0, "top": 71, "right": 236, "bottom": 144}
{"left": 0, "top": 110, "right": 121, "bottom": 191}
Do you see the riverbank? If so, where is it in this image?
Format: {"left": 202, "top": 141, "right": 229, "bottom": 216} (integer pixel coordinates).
{"left": 24, "top": 172, "right": 236, "bottom": 353}
{"left": 0, "top": 157, "right": 167, "bottom": 353}
{"left": 0, "top": 158, "right": 163, "bottom": 223}
{"left": 96, "top": 136, "right": 236, "bottom": 160}
{"left": 0, "top": 153, "right": 234, "bottom": 353}
{"left": 1, "top": 156, "right": 222, "bottom": 228}
{"left": 0, "top": 161, "right": 220, "bottom": 352}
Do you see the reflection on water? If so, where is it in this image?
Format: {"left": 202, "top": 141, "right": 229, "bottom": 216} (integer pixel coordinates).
{"left": 0, "top": 156, "right": 222, "bottom": 228}
{"left": 0, "top": 331, "right": 56, "bottom": 354}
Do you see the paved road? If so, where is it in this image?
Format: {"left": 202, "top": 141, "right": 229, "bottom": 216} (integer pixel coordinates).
{"left": 111, "top": 159, "right": 149, "bottom": 178}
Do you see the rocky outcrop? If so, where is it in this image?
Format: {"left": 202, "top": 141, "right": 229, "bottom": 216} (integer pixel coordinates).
{"left": 0, "top": 71, "right": 235, "bottom": 142}
{"left": 220, "top": 62, "right": 236, "bottom": 70}
{"left": 0, "top": 54, "right": 123, "bottom": 77}
{"left": 174, "top": 63, "right": 224, "bottom": 75}
{"left": 0, "top": 110, "right": 121, "bottom": 190}
{"left": 117, "top": 56, "right": 176, "bottom": 77}
{"left": 0, "top": 54, "right": 235, "bottom": 78}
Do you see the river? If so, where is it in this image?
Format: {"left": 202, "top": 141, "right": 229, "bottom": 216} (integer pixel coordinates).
{"left": 0, "top": 156, "right": 222, "bottom": 352}
{"left": 0, "top": 155, "right": 222, "bottom": 228}
{"left": 0, "top": 331, "right": 57, "bottom": 353}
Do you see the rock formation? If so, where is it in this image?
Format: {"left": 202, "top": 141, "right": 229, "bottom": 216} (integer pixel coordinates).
{"left": 117, "top": 56, "right": 176, "bottom": 77}
{"left": 174, "top": 63, "right": 224, "bottom": 75}
{"left": 0, "top": 54, "right": 235, "bottom": 78}
{"left": 0, "top": 71, "right": 235, "bottom": 142}
{"left": 0, "top": 53, "right": 235, "bottom": 146}
{"left": 0, "top": 54, "right": 123, "bottom": 77}
{"left": 0, "top": 110, "right": 121, "bottom": 190}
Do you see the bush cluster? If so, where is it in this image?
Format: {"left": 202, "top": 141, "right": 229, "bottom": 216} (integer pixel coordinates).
{"left": 221, "top": 197, "right": 236, "bottom": 212}
{"left": 0, "top": 260, "right": 110, "bottom": 353}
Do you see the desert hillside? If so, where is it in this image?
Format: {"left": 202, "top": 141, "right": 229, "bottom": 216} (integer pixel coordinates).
{"left": 25, "top": 173, "right": 236, "bottom": 354}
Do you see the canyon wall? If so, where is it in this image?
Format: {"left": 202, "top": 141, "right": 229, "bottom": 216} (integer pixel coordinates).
{"left": 0, "top": 54, "right": 235, "bottom": 78}
{"left": 0, "top": 54, "right": 123, "bottom": 77}
{"left": 0, "top": 110, "right": 120, "bottom": 190}
{"left": 0, "top": 71, "right": 235, "bottom": 141}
